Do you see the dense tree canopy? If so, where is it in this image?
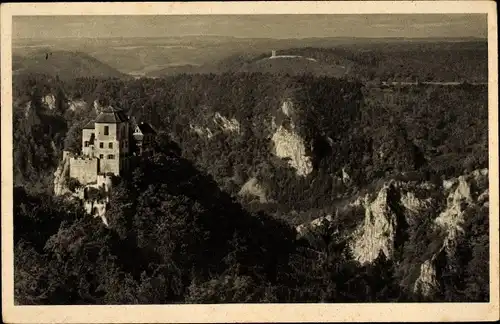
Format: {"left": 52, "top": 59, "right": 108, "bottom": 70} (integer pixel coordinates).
{"left": 12, "top": 68, "right": 489, "bottom": 304}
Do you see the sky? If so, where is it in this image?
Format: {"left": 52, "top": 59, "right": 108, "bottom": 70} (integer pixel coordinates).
{"left": 13, "top": 14, "right": 487, "bottom": 39}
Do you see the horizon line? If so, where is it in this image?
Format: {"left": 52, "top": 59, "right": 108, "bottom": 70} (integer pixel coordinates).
{"left": 13, "top": 35, "right": 488, "bottom": 40}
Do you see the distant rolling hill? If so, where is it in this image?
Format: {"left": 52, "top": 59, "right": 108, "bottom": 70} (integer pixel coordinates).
{"left": 13, "top": 50, "right": 127, "bottom": 79}
{"left": 146, "top": 52, "right": 352, "bottom": 77}
{"left": 238, "top": 56, "right": 349, "bottom": 77}
{"left": 12, "top": 38, "right": 487, "bottom": 82}
{"left": 145, "top": 40, "right": 487, "bottom": 82}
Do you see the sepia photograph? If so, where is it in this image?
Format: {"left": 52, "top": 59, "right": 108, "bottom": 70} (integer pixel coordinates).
{"left": 1, "top": 1, "right": 498, "bottom": 323}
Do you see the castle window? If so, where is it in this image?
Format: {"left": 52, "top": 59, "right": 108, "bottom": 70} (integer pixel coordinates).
{"left": 108, "top": 154, "right": 115, "bottom": 159}
{"left": 104, "top": 126, "right": 109, "bottom": 135}
{"left": 84, "top": 141, "right": 89, "bottom": 147}
{"left": 99, "top": 142, "right": 104, "bottom": 148}
{"left": 99, "top": 154, "right": 104, "bottom": 159}
{"left": 109, "top": 142, "right": 113, "bottom": 149}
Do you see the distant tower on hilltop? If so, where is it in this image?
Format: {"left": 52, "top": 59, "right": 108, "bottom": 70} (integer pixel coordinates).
{"left": 271, "top": 50, "right": 277, "bottom": 58}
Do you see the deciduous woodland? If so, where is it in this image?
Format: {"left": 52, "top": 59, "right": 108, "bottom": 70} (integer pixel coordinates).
{"left": 13, "top": 44, "right": 489, "bottom": 304}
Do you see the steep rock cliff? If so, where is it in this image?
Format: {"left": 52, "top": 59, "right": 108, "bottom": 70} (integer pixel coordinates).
{"left": 297, "top": 168, "right": 489, "bottom": 297}
{"left": 413, "top": 168, "right": 489, "bottom": 296}
{"left": 436, "top": 169, "right": 488, "bottom": 249}
{"left": 271, "top": 124, "right": 313, "bottom": 176}
{"left": 413, "top": 260, "right": 439, "bottom": 296}
{"left": 53, "top": 151, "right": 72, "bottom": 197}
{"left": 349, "top": 183, "right": 399, "bottom": 264}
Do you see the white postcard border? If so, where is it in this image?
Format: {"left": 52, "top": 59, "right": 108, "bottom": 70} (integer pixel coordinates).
{"left": 1, "top": 2, "right": 498, "bottom": 323}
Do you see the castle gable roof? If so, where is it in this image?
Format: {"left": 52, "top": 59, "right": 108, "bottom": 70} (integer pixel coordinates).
{"left": 135, "top": 122, "right": 156, "bottom": 135}
{"left": 83, "top": 120, "right": 95, "bottom": 129}
{"left": 95, "top": 106, "right": 128, "bottom": 124}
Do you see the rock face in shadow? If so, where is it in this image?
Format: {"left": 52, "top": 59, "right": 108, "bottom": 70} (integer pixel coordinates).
{"left": 53, "top": 151, "right": 72, "bottom": 197}
{"left": 238, "top": 177, "right": 268, "bottom": 203}
{"left": 297, "top": 168, "right": 489, "bottom": 298}
{"left": 413, "top": 168, "right": 489, "bottom": 297}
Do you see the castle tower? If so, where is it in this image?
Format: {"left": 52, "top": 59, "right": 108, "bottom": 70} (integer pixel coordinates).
{"left": 271, "top": 50, "right": 277, "bottom": 57}
{"left": 94, "top": 106, "right": 130, "bottom": 176}
{"left": 82, "top": 120, "right": 96, "bottom": 157}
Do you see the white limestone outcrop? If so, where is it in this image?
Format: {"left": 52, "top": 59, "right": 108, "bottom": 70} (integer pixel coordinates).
{"left": 42, "top": 94, "right": 56, "bottom": 110}
{"left": 414, "top": 169, "right": 488, "bottom": 295}
{"left": 413, "top": 260, "right": 439, "bottom": 296}
{"left": 349, "top": 183, "right": 398, "bottom": 265}
{"left": 271, "top": 125, "right": 312, "bottom": 176}
{"left": 213, "top": 112, "right": 241, "bottom": 134}
{"left": 296, "top": 214, "right": 334, "bottom": 237}
{"left": 189, "top": 124, "right": 214, "bottom": 139}
{"left": 68, "top": 99, "right": 87, "bottom": 111}
{"left": 295, "top": 168, "right": 488, "bottom": 297}
{"left": 53, "top": 151, "right": 72, "bottom": 197}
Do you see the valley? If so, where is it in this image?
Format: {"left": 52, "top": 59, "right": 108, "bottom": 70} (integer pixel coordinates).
{"left": 13, "top": 36, "right": 488, "bottom": 82}
{"left": 12, "top": 36, "right": 490, "bottom": 305}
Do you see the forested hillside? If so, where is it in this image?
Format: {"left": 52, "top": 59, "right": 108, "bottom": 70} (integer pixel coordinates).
{"left": 12, "top": 70, "right": 489, "bottom": 304}
{"left": 13, "top": 51, "right": 127, "bottom": 80}
{"left": 147, "top": 41, "right": 488, "bottom": 83}
{"left": 279, "top": 42, "right": 488, "bottom": 82}
{"left": 12, "top": 40, "right": 487, "bottom": 83}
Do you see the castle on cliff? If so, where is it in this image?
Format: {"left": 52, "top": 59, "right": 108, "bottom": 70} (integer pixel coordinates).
{"left": 68, "top": 106, "right": 156, "bottom": 186}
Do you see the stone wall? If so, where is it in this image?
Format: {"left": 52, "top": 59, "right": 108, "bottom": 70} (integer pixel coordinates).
{"left": 82, "top": 128, "right": 95, "bottom": 156}
{"left": 69, "top": 156, "right": 99, "bottom": 185}
{"left": 99, "top": 155, "right": 120, "bottom": 175}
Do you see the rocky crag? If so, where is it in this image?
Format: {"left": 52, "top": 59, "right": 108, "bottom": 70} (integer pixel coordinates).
{"left": 53, "top": 151, "right": 112, "bottom": 225}
{"left": 297, "top": 168, "right": 489, "bottom": 297}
